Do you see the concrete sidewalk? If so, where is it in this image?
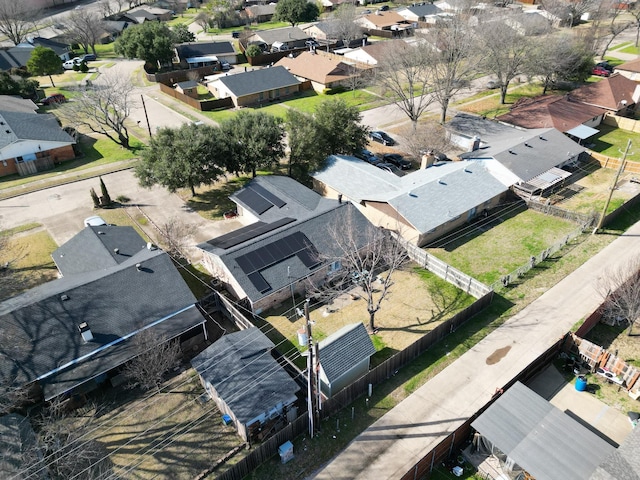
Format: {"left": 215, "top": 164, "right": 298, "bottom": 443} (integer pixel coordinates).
{"left": 310, "top": 221, "right": 640, "bottom": 480}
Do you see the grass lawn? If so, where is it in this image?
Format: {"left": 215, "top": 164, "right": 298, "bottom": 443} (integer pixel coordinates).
{"left": 93, "top": 42, "right": 118, "bottom": 59}
{"left": 456, "top": 82, "right": 549, "bottom": 118}
{"left": 184, "top": 174, "right": 256, "bottom": 219}
{"left": 0, "top": 226, "right": 58, "bottom": 301}
{"left": 0, "top": 136, "right": 143, "bottom": 192}
{"left": 426, "top": 207, "right": 579, "bottom": 285}
{"left": 588, "top": 123, "right": 640, "bottom": 162}
{"left": 167, "top": 15, "right": 195, "bottom": 26}
{"left": 86, "top": 369, "right": 244, "bottom": 480}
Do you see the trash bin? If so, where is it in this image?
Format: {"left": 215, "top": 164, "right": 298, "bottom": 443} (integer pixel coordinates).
{"left": 575, "top": 375, "right": 587, "bottom": 392}
{"left": 278, "top": 441, "right": 294, "bottom": 464}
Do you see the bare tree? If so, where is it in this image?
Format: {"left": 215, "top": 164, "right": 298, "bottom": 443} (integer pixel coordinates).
{"left": 597, "top": 2, "right": 633, "bottom": 58}
{"left": 423, "top": 17, "right": 478, "bottom": 123}
{"left": 538, "top": 0, "right": 598, "bottom": 27}
{"left": 598, "top": 257, "right": 640, "bottom": 336}
{"left": 0, "top": 1, "right": 41, "bottom": 45}
{"left": 0, "top": 376, "right": 31, "bottom": 414}
{"left": 57, "top": 71, "right": 134, "bottom": 149}
{"left": 475, "top": 21, "right": 533, "bottom": 104}
{"left": 195, "top": 11, "right": 211, "bottom": 32}
{"left": 63, "top": 11, "right": 105, "bottom": 56}
{"left": 331, "top": 4, "right": 363, "bottom": 47}
{"left": 32, "top": 398, "right": 112, "bottom": 480}
{"left": 158, "top": 217, "right": 197, "bottom": 260}
{"left": 376, "top": 41, "right": 434, "bottom": 128}
{"left": 122, "top": 329, "right": 181, "bottom": 391}
{"left": 398, "top": 121, "right": 450, "bottom": 162}
{"left": 309, "top": 208, "right": 407, "bottom": 332}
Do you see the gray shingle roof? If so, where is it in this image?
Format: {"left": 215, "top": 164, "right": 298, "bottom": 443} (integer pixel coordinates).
{"left": 472, "top": 382, "right": 615, "bottom": 480}
{"left": 318, "top": 323, "right": 375, "bottom": 384}
{"left": 590, "top": 424, "right": 640, "bottom": 480}
{"left": 0, "top": 95, "right": 37, "bottom": 113}
{"left": 175, "top": 41, "right": 235, "bottom": 59}
{"left": 249, "top": 26, "right": 309, "bottom": 45}
{"left": 191, "top": 327, "right": 300, "bottom": 424}
{"left": 0, "top": 110, "right": 75, "bottom": 150}
{"left": 176, "top": 80, "right": 198, "bottom": 89}
{"left": 0, "top": 50, "right": 22, "bottom": 70}
{"left": 312, "top": 155, "right": 508, "bottom": 233}
{"left": 215, "top": 66, "right": 300, "bottom": 98}
{"left": 404, "top": 3, "right": 442, "bottom": 16}
{"left": 0, "top": 229, "right": 205, "bottom": 399}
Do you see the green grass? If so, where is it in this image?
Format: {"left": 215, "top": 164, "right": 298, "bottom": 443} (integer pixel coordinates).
{"left": 426, "top": 208, "right": 579, "bottom": 285}
{"left": 618, "top": 44, "right": 639, "bottom": 55}
{"left": 0, "top": 223, "right": 41, "bottom": 236}
{"left": 589, "top": 124, "right": 640, "bottom": 162}
{"left": 93, "top": 42, "right": 118, "bottom": 59}
{"left": 167, "top": 15, "right": 195, "bottom": 26}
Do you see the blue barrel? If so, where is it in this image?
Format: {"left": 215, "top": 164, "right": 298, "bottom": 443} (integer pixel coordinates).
{"left": 575, "top": 376, "right": 587, "bottom": 392}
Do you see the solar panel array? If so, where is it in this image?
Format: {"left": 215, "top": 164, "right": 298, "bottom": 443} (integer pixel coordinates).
{"left": 236, "top": 232, "right": 321, "bottom": 294}
{"left": 207, "top": 217, "right": 295, "bottom": 250}
{"left": 235, "top": 184, "right": 287, "bottom": 214}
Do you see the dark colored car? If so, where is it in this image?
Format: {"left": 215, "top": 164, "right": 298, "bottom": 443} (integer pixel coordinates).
{"left": 596, "top": 61, "right": 614, "bottom": 72}
{"left": 81, "top": 53, "right": 97, "bottom": 62}
{"left": 220, "top": 60, "right": 231, "bottom": 71}
{"left": 355, "top": 148, "right": 379, "bottom": 164}
{"left": 376, "top": 162, "right": 400, "bottom": 174}
{"left": 379, "top": 5, "right": 390, "bottom": 10}
{"left": 369, "top": 130, "right": 395, "bottom": 146}
{"left": 382, "top": 153, "right": 411, "bottom": 170}
{"left": 232, "top": 31, "right": 240, "bottom": 38}
{"left": 592, "top": 66, "right": 610, "bottom": 77}
{"left": 305, "top": 39, "right": 319, "bottom": 48}
{"left": 42, "top": 93, "right": 66, "bottom": 105}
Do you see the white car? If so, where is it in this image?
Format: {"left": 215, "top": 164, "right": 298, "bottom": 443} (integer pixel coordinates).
{"left": 63, "top": 58, "right": 82, "bottom": 70}
{"left": 84, "top": 216, "right": 107, "bottom": 227}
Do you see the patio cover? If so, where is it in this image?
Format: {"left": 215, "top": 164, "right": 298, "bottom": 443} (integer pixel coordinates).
{"left": 566, "top": 124, "right": 599, "bottom": 140}
{"left": 514, "top": 167, "right": 572, "bottom": 195}
{"left": 471, "top": 382, "right": 615, "bottom": 480}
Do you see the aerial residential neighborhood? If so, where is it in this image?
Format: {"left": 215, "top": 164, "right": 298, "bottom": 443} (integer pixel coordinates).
{"left": 2, "top": 0, "right": 640, "bottom": 479}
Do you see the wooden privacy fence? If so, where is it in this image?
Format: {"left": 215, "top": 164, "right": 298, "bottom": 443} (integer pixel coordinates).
{"left": 400, "top": 239, "right": 492, "bottom": 299}
{"left": 588, "top": 151, "right": 640, "bottom": 174}
{"left": 525, "top": 200, "right": 594, "bottom": 226}
{"left": 158, "top": 83, "right": 233, "bottom": 111}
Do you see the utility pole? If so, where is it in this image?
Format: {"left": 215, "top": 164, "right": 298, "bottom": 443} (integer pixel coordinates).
{"left": 305, "top": 299, "right": 315, "bottom": 438}
{"left": 594, "top": 139, "right": 631, "bottom": 234}
{"left": 140, "top": 94, "right": 152, "bottom": 138}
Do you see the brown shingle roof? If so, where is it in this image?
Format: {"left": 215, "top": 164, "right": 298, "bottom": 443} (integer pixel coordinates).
{"left": 568, "top": 73, "right": 639, "bottom": 110}
{"left": 361, "top": 11, "right": 407, "bottom": 28}
{"left": 276, "top": 51, "right": 355, "bottom": 85}
{"left": 496, "top": 95, "right": 607, "bottom": 131}
{"left": 615, "top": 57, "right": 640, "bottom": 73}
{"left": 357, "top": 39, "right": 409, "bottom": 61}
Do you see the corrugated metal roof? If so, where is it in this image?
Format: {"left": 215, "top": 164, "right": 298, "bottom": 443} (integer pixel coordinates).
{"left": 472, "top": 382, "right": 615, "bottom": 480}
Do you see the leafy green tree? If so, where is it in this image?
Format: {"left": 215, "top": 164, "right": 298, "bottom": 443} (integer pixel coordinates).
{"left": 99, "top": 176, "right": 112, "bottom": 206}
{"left": 115, "top": 22, "right": 175, "bottom": 67}
{"left": 0, "top": 71, "right": 39, "bottom": 99}
{"left": 26, "top": 46, "right": 62, "bottom": 88}
{"left": 172, "top": 23, "right": 195, "bottom": 43}
{"left": 245, "top": 44, "right": 263, "bottom": 58}
{"left": 285, "top": 109, "right": 321, "bottom": 179}
{"left": 274, "top": 0, "right": 319, "bottom": 27}
{"left": 314, "top": 98, "right": 368, "bottom": 157}
{"left": 221, "top": 111, "right": 285, "bottom": 178}
{"left": 135, "top": 124, "right": 228, "bottom": 196}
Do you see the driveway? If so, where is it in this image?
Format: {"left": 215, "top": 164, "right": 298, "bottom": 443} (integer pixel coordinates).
{"left": 0, "top": 169, "right": 243, "bottom": 260}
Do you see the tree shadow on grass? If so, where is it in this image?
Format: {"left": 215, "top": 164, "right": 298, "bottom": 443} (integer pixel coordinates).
{"left": 187, "top": 176, "right": 252, "bottom": 219}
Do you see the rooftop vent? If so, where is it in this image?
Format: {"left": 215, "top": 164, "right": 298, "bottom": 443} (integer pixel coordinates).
{"left": 438, "top": 179, "right": 446, "bottom": 185}
{"left": 508, "top": 150, "right": 515, "bottom": 154}
{"left": 524, "top": 142, "right": 531, "bottom": 147}
{"left": 539, "top": 136, "right": 546, "bottom": 141}
{"left": 114, "top": 248, "right": 119, "bottom": 254}
{"left": 146, "top": 242, "right": 157, "bottom": 251}
{"left": 97, "top": 231, "right": 104, "bottom": 235}
{"left": 136, "top": 263, "right": 142, "bottom": 271}
{"left": 60, "top": 294, "right": 69, "bottom": 301}
{"left": 463, "top": 167, "right": 472, "bottom": 173}
{"left": 78, "top": 322, "right": 94, "bottom": 342}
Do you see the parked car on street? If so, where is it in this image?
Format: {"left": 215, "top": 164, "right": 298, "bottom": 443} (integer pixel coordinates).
{"left": 220, "top": 60, "right": 231, "bottom": 71}
{"left": 80, "top": 53, "right": 97, "bottom": 62}
{"left": 486, "top": 80, "right": 499, "bottom": 89}
{"left": 379, "top": 5, "right": 390, "bottom": 10}
{"left": 596, "top": 61, "right": 614, "bottom": 72}
{"left": 369, "top": 130, "right": 395, "bottom": 146}
{"left": 84, "top": 216, "right": 107, "bottom": 227}
{"left": 592, "top": 66, "right": 610, "bottom": 77}
{"left": 63, "top": 58, "right": 82, "bottom": 70}
{"left": 376, "top": 163, "right": 400, "bottom": 174}
{"left": 382, "top": 153, "right": 411, "bottom": 170}
{"left": 42, "top": 93, "right": 67, "bottom": 105}
{"left": 355, "top": 148, "right": 379, "bottom": 164}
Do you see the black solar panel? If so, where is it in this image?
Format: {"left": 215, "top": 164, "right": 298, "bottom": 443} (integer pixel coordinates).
{"left": 248, "top": 272, "right": 271, "bottom": 293}
{"left": 206, "top": 218, "right": 295, "bottom": 249}
{"left": 298, "top": 250, "right": 320, "bottom": 269}
{"left": 249, "top": 183, "right": 286, "bottom": 208}
{"left": 235, "top": 188, "right": 272, "bottom": 215}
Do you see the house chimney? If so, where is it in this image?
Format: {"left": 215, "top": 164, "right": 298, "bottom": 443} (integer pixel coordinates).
{"left": 421, "top": 151, "right": 435, "bottom": 169}
{"left": 78, "top": 322, "right": 94, "bottom": 342}
{"left": 338, "top": 194, "right": 343, "bottom": 204}
{"left": 471, "top": 136, "right": 481, "bottom": 151}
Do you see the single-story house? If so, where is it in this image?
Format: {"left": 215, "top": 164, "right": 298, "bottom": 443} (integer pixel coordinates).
{"left": 303, "top": 20, "right": 366, "bottom": 47}
{"left": 197, "top": 175, "right": 371, "bottom": 313}
{"left": 396, "top": 3, "right": 442, "bottom": 22}
{"left": 0, "top": 95, "right": 37, "bottom": 113}
{"left": 102, "top": 20, "right": 130, "bottom": 41}
{"left": 276, "top": 51, "right": 359, "bottom": 92}
{"left": 9, "top": 36, "right": 73, "bottom": 65}
{"left": 504, "top": 11, "right": 551, "bottom": 35}
{"left": 315, "top": 323, "right": 375, "bottom": 398}
{"left": 114, "top": 6, "right": 172, "bottom": 24}
{"left": 0, "top": 414, "right": 44, "bottom": 479}
{"left": 0, "top": 109, "right": 76, "bottom": 177}
{"left": 434, "top": 0, "right": 474, "bottom": 12}
{"left": 207, "top": 66, "right": 301, "bottom": 107}
{"left": 568, "top": 73, "right": 640, "bottom": 114}
{"left": 174, "top": 41, "right": 237, "bottom": 69}
{"left": 0, "top": 50, "right": 23, "bottom": 71}
{"left": 613, "top": 57, "right": 640, "bottom": 81}
{"left": 0, "top": 226, "right": 208, "bottom": 401}
{"left": 247, "top": 27, "right": 311, "bottom": 50}
{"left": 245, "top": 3, "right": 277, "bottom": 23}
{"left": 448, "top": 113, "right": 584, "bottom": 196}
{"left": 355, "top": 11, "right": 415, "bottom": 35}
{"left": 496, "top": 95, "right": 607, "bottom": 142}
{"left": 343, "top": 39, "right": 409, "bottom": 66}
{"left": 191, "top": 327, "right": 300, "bottom": 442}
{"left": 312, "top": 155, "right": 508, "bottom": 247}
{"left": 175, "top": 80, "right": 199, "bottom": 98}
{"left": 471, "top": 382, "right": 616, "bottom": 480}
